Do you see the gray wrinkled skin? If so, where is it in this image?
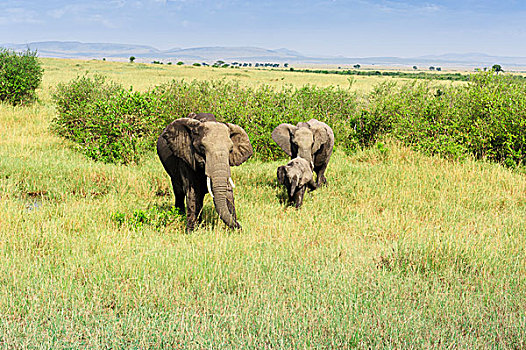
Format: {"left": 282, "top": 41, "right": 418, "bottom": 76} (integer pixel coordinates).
{"left": 272, "top": 118, "right": 334, "bottom": 186}
{"left": 157, "top": 113, "right": 253, "bottom": 232}
{"left": 277, "top": 157, "right": 317, "bottom": 208}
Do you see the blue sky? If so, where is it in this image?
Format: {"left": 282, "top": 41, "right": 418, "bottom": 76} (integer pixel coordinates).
{"left": 2, "top": 0, "right": 526, "bottom": 57}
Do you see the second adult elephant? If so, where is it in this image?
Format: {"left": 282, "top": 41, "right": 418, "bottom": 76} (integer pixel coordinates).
{"left": 272, "top": 119, "right": 334, "bottom": 186}
{"left": 157, "top": 113, "right": 253, "bottom": 231}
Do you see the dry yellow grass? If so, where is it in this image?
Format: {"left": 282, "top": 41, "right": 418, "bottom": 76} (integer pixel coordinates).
{"left": 39, "top": 57, "right": 442, "bottom": 99}
{"left": 1, "top": 58, "right": 525, "bottom": 347}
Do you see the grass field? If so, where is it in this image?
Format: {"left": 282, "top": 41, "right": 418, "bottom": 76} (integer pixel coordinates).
{"left": 1, "top": 58, "right": 525, "bottom": 348}
{"left": 39, "top": 58, "right": 466, "bottom": 99}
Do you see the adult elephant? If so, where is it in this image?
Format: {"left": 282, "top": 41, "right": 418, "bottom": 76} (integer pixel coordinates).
{"left": 271, "top": 119, "right": 334, "bottom": 186}
{"left": 157, "top": 113, "right": 253, "bottom": 231}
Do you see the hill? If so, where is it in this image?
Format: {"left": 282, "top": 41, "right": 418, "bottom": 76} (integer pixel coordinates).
{"left": 3, "top": 41, "right": 526, "bottom": 69}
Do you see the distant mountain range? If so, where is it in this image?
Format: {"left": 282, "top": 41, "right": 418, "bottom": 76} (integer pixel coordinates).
{"left": 3, "top": 41, "right": 526, "bottom": 69}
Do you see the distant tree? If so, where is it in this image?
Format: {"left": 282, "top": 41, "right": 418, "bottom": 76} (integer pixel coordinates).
{"left": 429, "top": 66, "right": 435, "bottom": 71}
{"left": 353, "top": 64, "right": 361, "bottom": 69}
{"left": 412, "top": 65, "right": 418, "bottom": 70}
{"left": 492, "top": 64, "right": 503, "bottom": 74}
{"left": 436, "top": 67, "right": 442, "bottom": 71}
{"left": 102, "top": 58, "right": 106, "bottom": 61}
{"left": 129, "top": 56, "right": 136, "bottom": 63}
{"left": 284, "top": 63, "right": 289, "bottom": 68}
{"left": 177, "top": 61, "right": 184, "bottom": 65}
{"left": 193, "top": 63, "right": 201, "bottom": 67}
{"left": 167, "top": 62, "right": 172, "bottom": 65}
{"left": 216, "top": 60, "right": 225, "bottom": 66}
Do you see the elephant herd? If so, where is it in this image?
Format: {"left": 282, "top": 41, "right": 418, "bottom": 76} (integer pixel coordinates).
{"left": 157, "top": 113, "right": 334, "bottom": 231}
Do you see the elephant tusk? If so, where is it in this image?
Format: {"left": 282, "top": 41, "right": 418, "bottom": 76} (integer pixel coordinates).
{"left": 229, "top": 177, "right": 235, "bottom": 189}
{"left": 207, "top": 177, "right": 214, "bottom": 198}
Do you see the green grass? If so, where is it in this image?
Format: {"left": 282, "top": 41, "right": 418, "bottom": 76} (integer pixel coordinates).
{"left": 1, "top": 59, "right": 525, "bottom": 348}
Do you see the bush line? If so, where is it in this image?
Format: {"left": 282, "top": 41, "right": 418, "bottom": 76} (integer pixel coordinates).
{"left": 52, "top": 72, "right": 526, "bottom": 167}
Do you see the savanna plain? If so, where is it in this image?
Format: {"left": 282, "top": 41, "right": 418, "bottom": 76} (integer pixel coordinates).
{"left": 1, "top": 58, "right": 526, "bottom": 348}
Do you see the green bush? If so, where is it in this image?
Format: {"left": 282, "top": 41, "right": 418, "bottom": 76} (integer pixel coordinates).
{"left": 364, "top": 72, "right": 526, "bottom": 166}
{"left": 52, "top": 75, "right": 161, "bottom": 164}
{"left": 51, "top": 72, "right": 526, "bottom": 167}
{"left": 0, "top": 48, "right": 43, "bottom": 105}
{"left": 52, "top": 77, "right": 360, "bottom": 163}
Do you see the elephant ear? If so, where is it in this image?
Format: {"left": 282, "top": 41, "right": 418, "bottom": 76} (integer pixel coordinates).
{"left": 311, "top": 124, "right": 330, "bottom": 154}
{"left": 227, "top": 123, "right": 253, "bottom": 166}
{"left": 271, "top": 123, "right": 297, "bottom": 156}
{"left": 161, "top": 118, "right": 202, "bottom": 170}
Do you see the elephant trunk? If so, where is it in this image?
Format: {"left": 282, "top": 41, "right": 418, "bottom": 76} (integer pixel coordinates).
{"left": 205, "top": 153, "right": 240, "bottom": 229}
{"left": 298, "top": 148, "right": 313, "bottom": 165}
{"left": 211, "top": 178, "right": 240, "bottom": 229}
{"left": 290, "top": 175, "right": 299, "bottom": 197}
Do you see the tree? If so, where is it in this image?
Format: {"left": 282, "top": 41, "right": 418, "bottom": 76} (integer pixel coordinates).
{"left": 492, "top": 64, "right": 503, "bottom": 74}
{"left": 412, "top": 65, "right": 418, "bottom": 70}
{"left": 129, "top": 56, "right": 136, "bottom": 63}
{"left": 353, "top": 64, "right": 361, "bottom": 69}
{"left": 429, "top": 66, "right": 435, "bottom": 71}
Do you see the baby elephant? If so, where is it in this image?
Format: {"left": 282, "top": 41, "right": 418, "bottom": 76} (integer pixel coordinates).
{"left": 277, "top": 158, "right": 317, "bottom": 208}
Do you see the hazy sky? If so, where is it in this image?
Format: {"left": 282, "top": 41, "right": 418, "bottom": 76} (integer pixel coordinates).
{"left": 2, "top": 0, "right": 526, "bottom": 57}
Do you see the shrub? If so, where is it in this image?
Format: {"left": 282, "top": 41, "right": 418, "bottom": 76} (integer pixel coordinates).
{"left": 52, "top": 75, "right": 160, "bottom": 164}
{"left": 52, "top": 76, "right": 361, "bottom": 163}
{"left": 363, "top": 72, "right": 526, "bottom": 166}
{"left": 0, "top": 48, "right": 43, "bottom": 105}
{"left": 51, "top": 72, "right": 526, "bottom": 167}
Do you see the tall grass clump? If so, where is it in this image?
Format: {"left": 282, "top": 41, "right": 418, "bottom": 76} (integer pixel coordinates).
{"left": 0, "top": 48, "right": 43, "bottom": 105}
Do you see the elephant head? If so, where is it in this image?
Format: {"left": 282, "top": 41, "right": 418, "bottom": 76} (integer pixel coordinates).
{"left": 160, "top": 114, "right": 252, "bottom": 229}
{"left": 271, "top": 120, "right": 330, "bottom": 166}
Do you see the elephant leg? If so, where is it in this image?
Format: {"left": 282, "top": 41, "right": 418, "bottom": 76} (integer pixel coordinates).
{"left": 171, "top": 177, "right": 186, "bottom": 215}
{"left": 185, "top": 186, "right": 200, "bottom": 232}
{"left": 293, "top": 187, "right": 306, "bottom": 208}
{"left": 315, "top": 163, "right": 328, "bottom": 187}
{"left": 195, "top": 189, "right": 206, "bottom": 223}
